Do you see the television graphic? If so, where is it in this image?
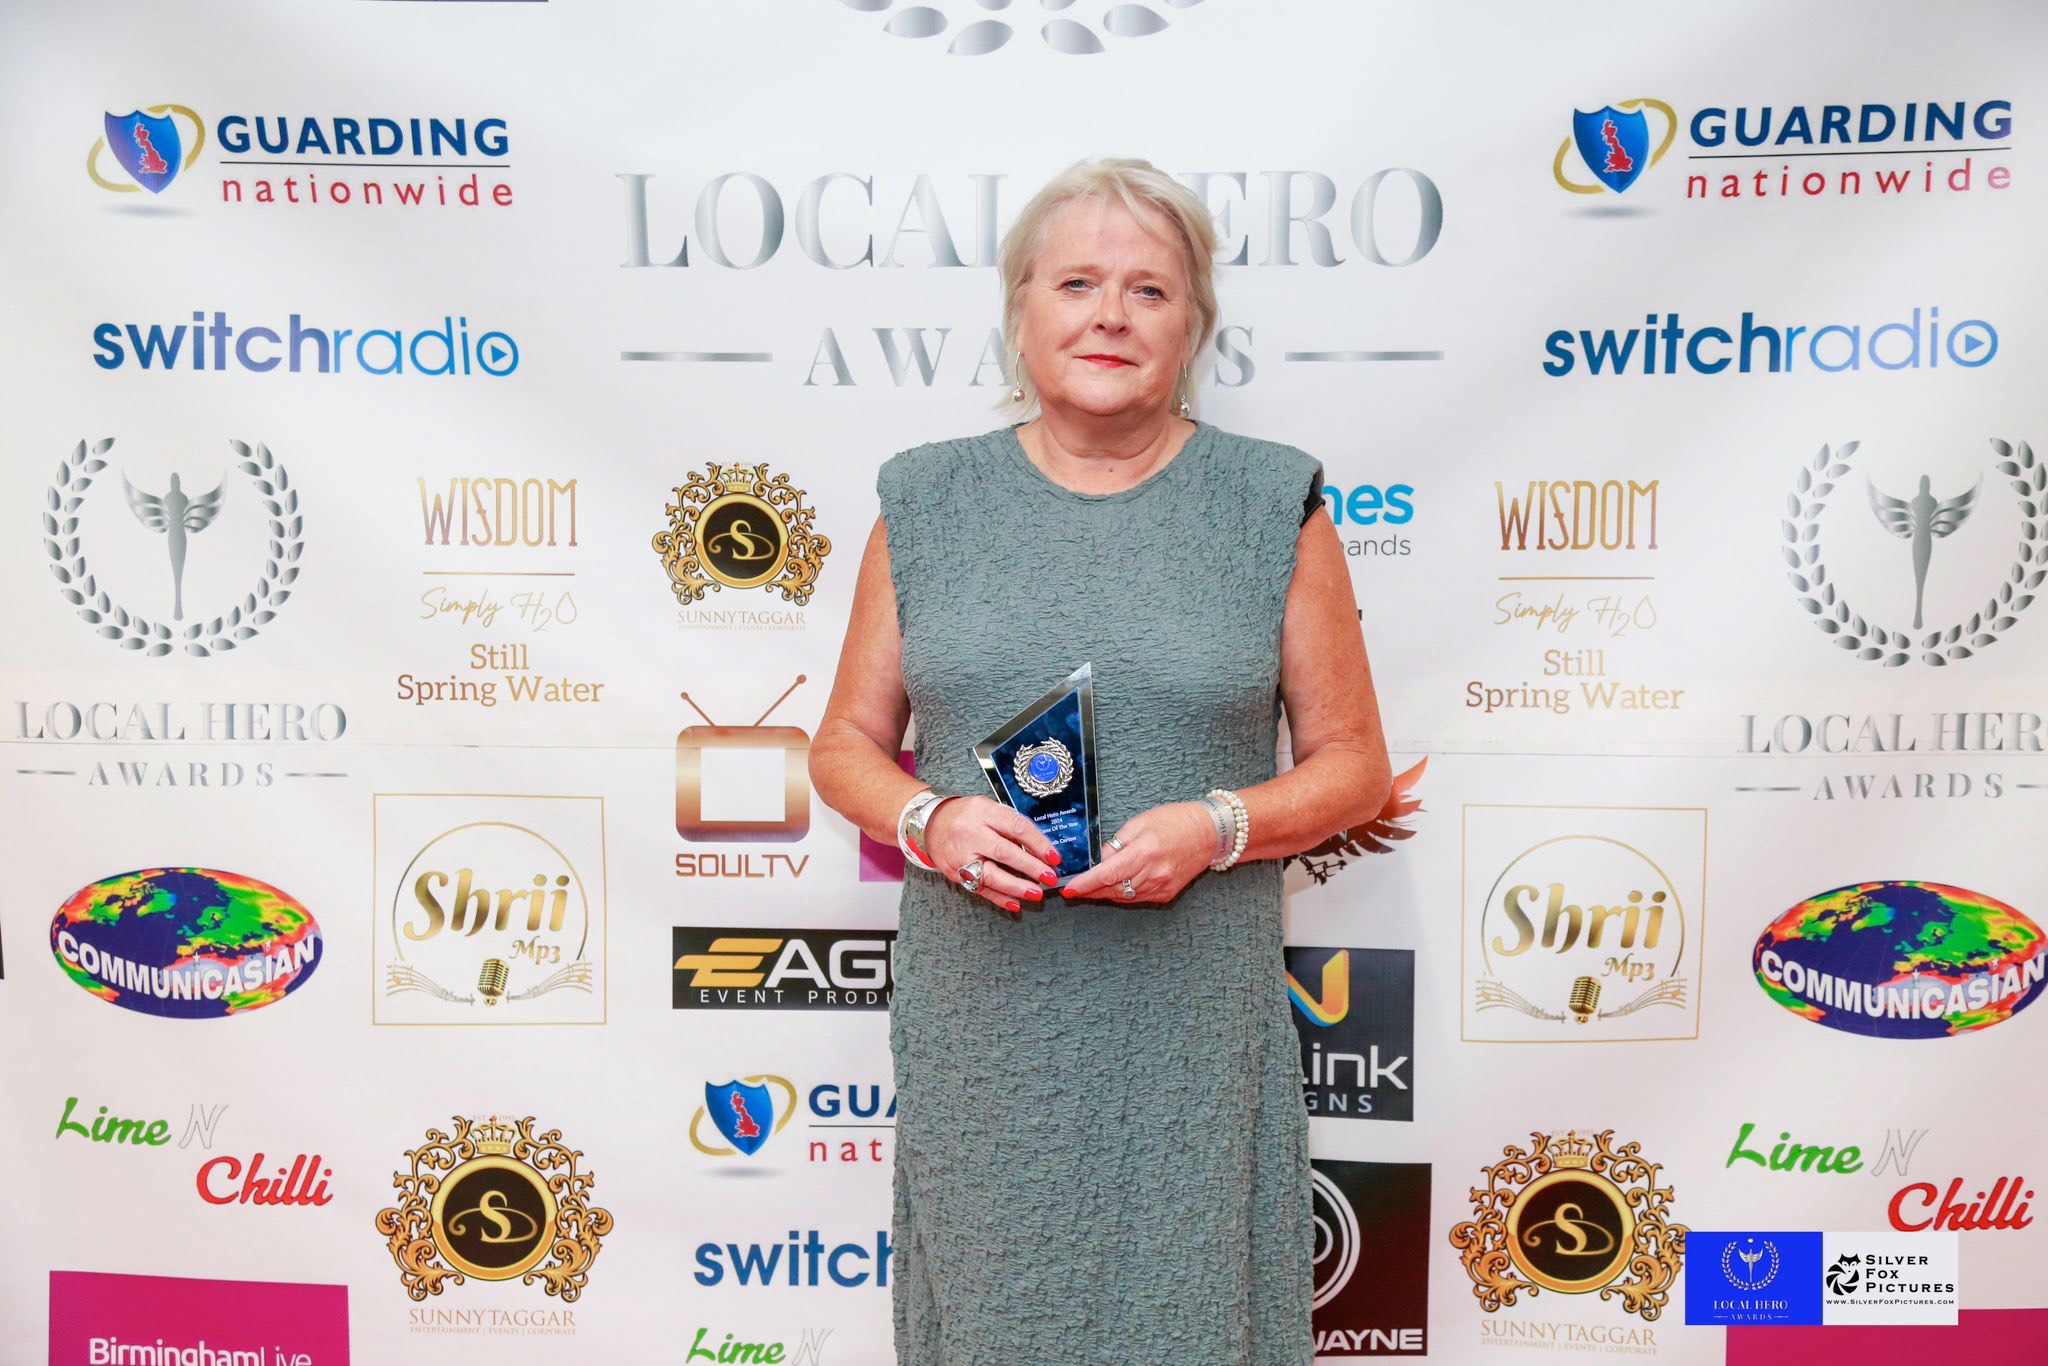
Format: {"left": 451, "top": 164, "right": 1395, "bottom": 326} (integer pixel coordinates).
{"left": 677, "top": 675, "right": 811, "bottom": 843}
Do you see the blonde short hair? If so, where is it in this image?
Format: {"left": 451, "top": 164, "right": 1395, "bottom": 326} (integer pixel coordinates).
{"left": 998, "top": 157, "right": 1219, "bottom": 413}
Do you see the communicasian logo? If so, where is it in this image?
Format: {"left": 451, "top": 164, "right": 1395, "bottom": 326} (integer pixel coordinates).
{"left": 1554, "top": 100, "right": 1678, "bottom": 195}
{"left": 88, "top": 105, "right": 205, "bottom": 194}
{"left": 1451, "top": 1130, "right": 1685, "bottom": 1321}
{"left": 653, "top": 462, "right": 830, "bottom": 606}
{"left": 374, "top": 1115, "right": 613, "bottom": 1301}
{"left": 49, "top": 868, "right": 320, "bottom": 1018}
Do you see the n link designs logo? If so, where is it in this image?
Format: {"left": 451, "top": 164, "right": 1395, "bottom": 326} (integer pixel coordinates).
{"left": 89, "top": 105, "right": 205, "bottom": 194}
{"left": 1781, "top": 439, "right": 2044, "bottom": 666}
{"left": 653, "top": 462, "right": 830, "bottom": 606}
{"left": 374, "top": 1115, "right": 612, "bottom": 1302}
{"left": 45, "top": 439, "right": 303, "bottom": 657}
{"left": 1450, "top": 1130, "right": 1685, "bottom": 1321}
{"left": 838, "top": 0, "right": 1218, "bottom": 57}
{"left": 1554, "top": 100, "right": 1678, "bottom": 195}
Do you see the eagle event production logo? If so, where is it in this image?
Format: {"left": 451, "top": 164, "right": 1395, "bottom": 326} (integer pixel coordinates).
{"left": 374, "top": 1115, "right": 612, "bottom": 1311}
{"left": 1779, "top": 439, "right": 2044, "bottom": 668}
{"left": 50, "top": 868, "right": 320, "bottom": 1018}
{"left": 372, "top": 794, "right": 606, "bottom": 1026}
{"left": 672, "top": 928, "right": 895, "bottom": 1010}
{"left": 1311, "top": 1160, "right": 1430, "bottom": 1356}
{"left": 1462, "top": 805, "right": 1707, "bottom": 1043}
{"left": 43, "top": 438, "right": 302, "bottom": 658}
{"left": 1285, "top": 947, "right": 1414, "bottom": 1121}
{"left": 1754, "top": 881, "right": 2045, "bottom": 1038}
{"left": 653, "top": 462, "right": 830, "bottom": 628}
{"left": 1451, "top": 1130, "right": 1686, "bottom": 1325}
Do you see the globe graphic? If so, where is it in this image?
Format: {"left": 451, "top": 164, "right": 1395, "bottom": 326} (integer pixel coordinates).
{"left": 50, "top": 867, "right": 321, "bottom": 1018}
{"left": 1753, "top": 880, "right": 2044, "bottom": 1038}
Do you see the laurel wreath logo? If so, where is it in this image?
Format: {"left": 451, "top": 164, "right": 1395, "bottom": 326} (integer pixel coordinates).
{"left": 43, "top": 438, "right": 304, "bottom": 658}
{"left": 1782, "top": 439, "right": 2045, "bottom": 667}
{"left": 840, "top": 0, "right": 1208, "bottom": 56}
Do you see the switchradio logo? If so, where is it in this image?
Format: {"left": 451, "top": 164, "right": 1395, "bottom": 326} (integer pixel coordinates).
{"left": 1543, "top": 307, "right": 1995, "bottom": 377}
{"left": 94, "top": 310, "right": 518, "bottom": 377}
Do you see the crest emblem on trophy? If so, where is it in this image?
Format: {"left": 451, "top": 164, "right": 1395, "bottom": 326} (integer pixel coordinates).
{"left": 1865, "top": 472, "right": 1980, "bottom": 628}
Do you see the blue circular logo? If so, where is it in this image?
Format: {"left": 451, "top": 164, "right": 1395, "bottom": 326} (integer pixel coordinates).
{"left": 1027, "top": 753, "right": 1059, "bottom": 784}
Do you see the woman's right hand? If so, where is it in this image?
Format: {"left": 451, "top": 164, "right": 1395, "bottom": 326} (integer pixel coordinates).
{"left": 924, "top": 796, "right": 1062, "bottom": 914}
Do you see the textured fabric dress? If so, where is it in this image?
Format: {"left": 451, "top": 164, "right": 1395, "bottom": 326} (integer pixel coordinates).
{"left": 877, "top": 421, "right": 1321, "bottom": 1366}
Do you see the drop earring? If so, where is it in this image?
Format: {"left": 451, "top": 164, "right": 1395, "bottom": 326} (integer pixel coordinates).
{"left": 1011, "top": 351, "right": 1025, "bottom": 404}
{"left": 1178, "top": 365, "right": 1191, "bottom": 418}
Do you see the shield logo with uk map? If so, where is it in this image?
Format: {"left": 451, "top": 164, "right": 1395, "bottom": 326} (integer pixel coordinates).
{"left": 705, "top": 1079, "right": 776, "bottom": 1156}
{"left": 103, "top": 109, "right": 184, "bottom": 193}
{"left": 1572, "top": 106, "right": 1652, "bottom": 194}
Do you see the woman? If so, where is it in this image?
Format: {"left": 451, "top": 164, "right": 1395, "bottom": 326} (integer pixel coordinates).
{"left": 810, "top": 157, "right": 1391, "bottom": 1365}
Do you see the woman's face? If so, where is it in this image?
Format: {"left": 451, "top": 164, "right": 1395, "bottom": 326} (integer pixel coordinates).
{"left": 1016, "top": 197, "right": 1192, "bottom": 425}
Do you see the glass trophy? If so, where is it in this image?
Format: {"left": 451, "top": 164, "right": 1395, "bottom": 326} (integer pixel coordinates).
{"left": 972, "top": 662, "right": 1101, "bottom": 887}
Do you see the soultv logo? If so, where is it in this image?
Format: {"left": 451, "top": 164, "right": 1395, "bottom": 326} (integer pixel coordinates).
{"left": 88, "top": 106, "right": 514, "bottom": 209}
{"left": 93, "top": 311, "right": 518, "bottom": 377}
{"left": 1543, "top": 307, "right": 1995, "bottom": 377}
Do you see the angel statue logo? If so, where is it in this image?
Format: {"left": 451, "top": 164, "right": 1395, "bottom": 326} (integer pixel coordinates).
{"left": 1779, "top": 438, "right": 2045, "bottom": 667}
{"left": 1866, "top": 473, "right": 1979, "bottom": 628}
{"left": 123, "top": 472, "right": 225, "bottom": 620}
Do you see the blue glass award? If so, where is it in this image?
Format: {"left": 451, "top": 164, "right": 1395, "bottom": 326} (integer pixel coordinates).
{"left": 972, "top": 662, "right": 1101, "bottom": 886}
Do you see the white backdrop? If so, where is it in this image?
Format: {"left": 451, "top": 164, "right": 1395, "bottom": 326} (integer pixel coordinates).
{"left": 3, "top": 2, "right": 2046, "bottom": 1362}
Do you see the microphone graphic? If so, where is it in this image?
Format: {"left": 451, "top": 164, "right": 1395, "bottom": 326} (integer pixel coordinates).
{"left": 1568, "top": 976, "right": 1601, "bottom": 1024}
{"left": 477, "top": 958, "right": 510, "bottom": 1006}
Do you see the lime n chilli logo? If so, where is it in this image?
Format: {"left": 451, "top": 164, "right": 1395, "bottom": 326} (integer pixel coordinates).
{"left": 89, "top": 105, "right": 205, "bottom": 194}
{"left": 836, "top": 0, "right": 1217, "bottom": 56}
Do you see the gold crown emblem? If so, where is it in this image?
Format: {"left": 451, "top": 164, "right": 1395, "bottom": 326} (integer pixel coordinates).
{"left": 1549, "top": 1131, "right": 1596, "bottom": 1169}
{"left": 715, "top": 463, "right": 767, "bottom": 495}
{"left": 472, "top": 1117, "right": 519, "bottom": 1155}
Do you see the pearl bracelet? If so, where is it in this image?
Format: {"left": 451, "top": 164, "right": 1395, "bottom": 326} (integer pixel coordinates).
{"left": 1205, "top": 787, "right": 1248, "bottom": 872}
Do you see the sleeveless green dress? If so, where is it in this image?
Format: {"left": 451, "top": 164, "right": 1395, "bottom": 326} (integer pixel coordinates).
{"left": 878, "top": 422, "right": 1321, "bottom": 1366}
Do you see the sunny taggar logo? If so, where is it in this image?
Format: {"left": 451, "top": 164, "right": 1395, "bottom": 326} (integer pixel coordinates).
{"left": 374, "top": 1115, "right": 612, "bottom": 1338}
{"left": 1450, "top": 1130, "right": 1685, "bottom": 1352}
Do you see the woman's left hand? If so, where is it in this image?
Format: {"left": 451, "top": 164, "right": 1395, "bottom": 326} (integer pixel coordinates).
{"left": 1059, "top": 801, "right": 1216, "bottom": 905}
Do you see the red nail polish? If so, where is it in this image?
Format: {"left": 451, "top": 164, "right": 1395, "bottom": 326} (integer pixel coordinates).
{"left": 1039, "top": 871, "right": 1057, "bottom": 887}
{"left": 1045, "top": 850, "right": 1062, "bottom": 864}
{"left": 1059, "top": 887, "right": 1075, "bottom": 899}
{"left": 1004, "top": 899, "right": 1021, "bottom": 913}
{"left": 1025, "top": 888, "right": 1043, "bottom": 901}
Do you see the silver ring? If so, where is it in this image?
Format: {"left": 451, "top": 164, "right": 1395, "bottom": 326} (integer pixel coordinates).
{"left": 1119, "top": 879, "right": 1136, "bottom": 900}
{"left": 1106, "top": 835, "right": 1126, "bottom": 853}
{"left": 958, "top": 858, "right": 986, "bottom": 893}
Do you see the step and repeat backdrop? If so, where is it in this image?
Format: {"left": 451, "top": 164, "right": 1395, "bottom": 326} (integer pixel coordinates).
{"left": 3, "top": 1, "right": 2045, "bottom": 1363}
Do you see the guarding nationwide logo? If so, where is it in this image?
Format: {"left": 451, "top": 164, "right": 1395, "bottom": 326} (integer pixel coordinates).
{"left": 373, "top": 794, "right": 606, "bottom": 1025}
{"left": 1780, "top": 439, "right": 2043, "bottom": 667}
{"left": 1451, "top": 1130, "right": 1685, "bottom": 1322}
{"left": 1754, "top": 881, "right": 2045, "bottom": 1038}
{"left": 44, "top": 439, "right": 304, "bottom": 658}
{"left": 88, "top": 105, "right": 206, "bottom": 194}
{"left": 694, "top": 1077, "right": 796, "bottom": 1157}
{"left": 374, "top": 1115, "right": 612, "bottom": 1302}
{"left": 653, "top": 462, "right": 830, "bottom": 606}
{"left": 1463, "top": 805, "right": 1707, "bottom": 1043}
{"left": 1311, "top": 1160, "right": 1430, "bottom": 1356}
{"left": 1285, "top": 947, "right": 1414, "bottom": 1121}
{"left": 49, "top": 868, "right": 320, "bottom": 1018}
{"left": 1555, "top": 100, "right": 1677, "bottom": 194}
